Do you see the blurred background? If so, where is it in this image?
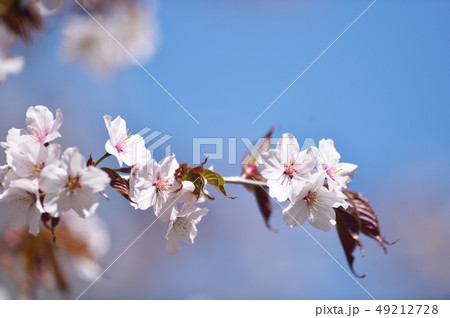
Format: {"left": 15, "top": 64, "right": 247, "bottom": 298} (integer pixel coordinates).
{"left": 0, "top": 0, "right": 450, "bottom": 299}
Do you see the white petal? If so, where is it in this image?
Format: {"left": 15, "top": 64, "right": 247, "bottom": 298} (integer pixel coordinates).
{"left": 308, "top": 204, "right": 336, "bottom": 232}
{"left": 71, "top": 189, "right": 99, "bottom": 218}
{"left": 165, "top": 223, "right": 181, "bottom": 254}
{"left": 283, "top": 200, "right": 309, "bottom": 227}
{"left": 277, "top": 133, "right": 300, "bottom": 163}
{"left": 318, "top": 139, "right": 340, "bottom": 166}
{"left": 40, "top": 165, "right": 67, "bottom": 193}
{"left": 81, "top": 166, "right": 110, "bottom": 192}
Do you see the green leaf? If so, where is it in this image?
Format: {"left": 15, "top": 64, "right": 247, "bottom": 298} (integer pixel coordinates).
{"left": 201, "top": 169, "right": 235, "bottom": 199}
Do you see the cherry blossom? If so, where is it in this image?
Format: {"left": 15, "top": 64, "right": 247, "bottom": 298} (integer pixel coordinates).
{"left": 23, "top": 105, "right": 63, "bottom": 144}
{"left": 129, "top": 155, "right": 179, "bottom": 213}
{"left": 0, "top": 178, "right": 44, "bottom": 235}
{"left": 310, "top": 139, "right": 358, "bottom": 190}
{"left": 165, "top": 202, "right": 208, "bottom": 254}
{"left": 282, "top": 173, "right": 347, "bottom": 232}
{"left": 0, "top": 54, "right": 25, "bottom": 84}
{"left": 259, "top": 133, "right": 315, "bottom": 202}
{"left": 5, "top": 142, "right": 61, "bottom": 179}
{"left": 104, "top": 115, "right": 148, "bottom": 167}
{"left": 61, "top": 2, "right": 159, "bottom": 74}
{"left": 39, "top": 147, "right": 110, "bottom": 218}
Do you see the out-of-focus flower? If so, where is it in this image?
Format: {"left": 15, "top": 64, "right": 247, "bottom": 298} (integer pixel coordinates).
{"left": 0, "top": 0, "right": 43, "bottom": 41}
{"left": 40, "top": 147, "right": 110, "bottom": 218}
{"left": 259, "top": 133, "right": 315, "bottom": 202}
{"left": 29, "top": 0, "right": 65, "bottom": 17}
{"left": 61, "top": 212, "right": 110, "bottom": 281}
{"left": 165, "top": 202, "right": 208, "bottom": 254}
{"left": 0, "top": 54, "right": 24, "bottom": 84}
{"left": 282, "top": 173, "right": 344, "bottom": 232}
{"left": 0, "top": 285, "right": 10, "bottom": 300}
{"left": 103, "top": 115, "right": 147, "bottom": 167}
{"left": 0, "top": 178, "right": 44, "bottom": 235}
{"left": 61, "top": 1, "right": 159, "bottom": 75}
{"left": 309, "top": 139, "right": 357, "bottom": 190}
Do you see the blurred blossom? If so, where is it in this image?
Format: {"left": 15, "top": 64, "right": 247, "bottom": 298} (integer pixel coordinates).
{"left": 62, "top": 213, "right": 111, "bottom": 281}
{"left": 61, "top": 1, "right": 160, "bottom": 75}
{"left": 0, "top": 285, "right": 10, "bottom": 299}
{"left": 0, "top": 21, "right": 24, "bottom": 84}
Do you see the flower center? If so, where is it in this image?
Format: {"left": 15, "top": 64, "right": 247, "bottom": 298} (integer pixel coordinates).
{"left": 303, "top": 191, "right": 319, "bottom": 212}
{"left": 283, "top": 161, "right": 298, "bottom": 179}
{"left": 66, "top": 176, "right": 82, "bottom": 192}
{"left": 175, "top": 218, "right": 194, "bottom": 238}
{"left": 114, "top": 130, "right": 131, "bottom": 153}
{"left": 153, "top": 177, "right": 170, "bottom": 195}
{"left": 326, "top": 166, "right": 341, "bottom": 181}
{"left": 30, "top": 163, "right": 44, "bottom": 176}
{"left": 30, "top": 128, "right": 48, "bottom": 142}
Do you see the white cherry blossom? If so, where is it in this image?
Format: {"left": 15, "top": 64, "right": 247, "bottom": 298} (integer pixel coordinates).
{"left": 39, "top": 147, "right": 110, "bottom": 218}
{"left": 0, "top": 178, "right": 44, "bottom": 235}
{"left": 5, "top": 142, "right": 61, "bottom": 179}
{"left": 61, "top": 2, "right": 159, "bottom": 75}
{"left": 0, "top": 54, "right": 24, "bottom": 84}
{"left": 23, "top": 105, "right": 63, "bottom": 144}
{"left": 165, "top": 202, "right": 208, "bottom": 254}
{"left": 310, "top": 139, "right": 358, "bottom": 190}
{"left": 104, "top": 115, "right": 148, "bottom": 167}
{"left": 129, "top": 155, "right": 179, "bottom": 214}
{"left": 260, "top": 133, "right": 315, "bottom": 202}
{"left": 283, "top": 173, "right": 346, "bottom": 232}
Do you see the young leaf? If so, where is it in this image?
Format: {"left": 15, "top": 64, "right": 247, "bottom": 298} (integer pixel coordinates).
{"left": 201, "top": 169, "right": 235, "bottom": 199}
{"left": 101, "top": 167, "right": 134, "bottom": 203}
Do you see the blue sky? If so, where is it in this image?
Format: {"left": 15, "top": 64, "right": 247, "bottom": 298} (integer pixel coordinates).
{"left": 1, "top": 0, "right": 450, "bottom": 299}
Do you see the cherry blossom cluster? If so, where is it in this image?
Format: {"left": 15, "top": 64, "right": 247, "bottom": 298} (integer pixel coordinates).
{"left": 0, "top": 0, "right": 159, "bottom": 83}
{"left": 258, "top": 133, "right": 358, "bottom": 232}
{"left": 104, "top": 115, "right": 209, "bottom": 254}
{"left": 0, "top": 106, "right": 110, "bottom": 235}
{"left": 0, "top": 106, "right": 209, "bottom": 255}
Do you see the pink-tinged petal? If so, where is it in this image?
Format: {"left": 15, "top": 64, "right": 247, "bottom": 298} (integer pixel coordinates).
{"left": 283, "top": 200, "right": 309, "bottom": 227}
{"left": 105, "top": 139, "right": 122, "bottom": 166}
{"left": 165, "top": 223, "right": 181, "bottom": 254}
{"left": 25, "top": 105, "right": 62, "bottom": 143}
{"left": 81, "top": 166, "right": 110, "bottom": 192}
{"left": 308, "top": 204, "right": 336, "bottom": 232}
{"left": 277, "top": 133, "right": 300, "bottom": 163}
{"left": 40, "top": 165, "right": 67, "bottom": 193}
{"left": 122, "top": 134, "right": 147, "bottom": 166}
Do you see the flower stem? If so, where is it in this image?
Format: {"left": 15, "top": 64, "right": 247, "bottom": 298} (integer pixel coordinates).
{"left": 223, "top": 176, "right": 267, "bottom": 187}
{"left": 94, "top": 153, "right": 111, "bottom": 167}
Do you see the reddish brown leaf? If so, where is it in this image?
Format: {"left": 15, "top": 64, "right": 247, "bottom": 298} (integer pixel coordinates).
{"left": 335, "top": 190, "right": 396, "bottom": 277}
{"left": 241, "top": 127, "right": 275, "bottom": 230}
{"left": 101, "top": 167, "right": 134, "bottom": 203}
